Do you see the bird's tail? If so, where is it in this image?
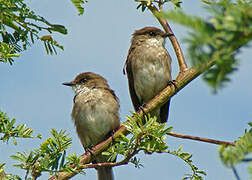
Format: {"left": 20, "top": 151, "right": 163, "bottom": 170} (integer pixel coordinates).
{"left": 97, "top": 167, "right": 114, "bottom": 180}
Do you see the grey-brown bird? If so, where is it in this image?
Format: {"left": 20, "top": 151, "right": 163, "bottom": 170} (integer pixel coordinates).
{"left": 124, "top": 27, "right": 172, "bottom": 123}
{"left": 63, "top": 72, "right": 120, "bottom": 180}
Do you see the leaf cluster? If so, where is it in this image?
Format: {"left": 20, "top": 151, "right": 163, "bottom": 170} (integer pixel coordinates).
{"left": 0, "top": 0, "right": 67, "bottom": 64}
{"left": 0, "top": 42, "right": 20, "bottom": 64}
{"left": 136, "top": 0, "right": 182, "bottom": 12}
{"left": 105, "top": 113, "right": 170, "bottom": 168}
{"left": 162, "top": 0, "right": 252, "bottom": 92}
{"left": 10, "top": 129, "right": 83, "bottom": 179}
{"left": 0, "top": 111, "right": 41, "bottom": 145}
{"left": 0, "top": 165, "right": 23, "bottom": 180}
{"left": 219, "top": 123, "right": 252, "bottom": 167}
{"left": 168, "top": 147, "right": 206, "bottom": 180}
{"left": 219, "top": 123, "right": 252, "bottom": 178}
{"left": 70, "top": 0, "right": 88, "bottom": 15}
{"left": 111, "top": 113, "right": 170, "bottom": 159}
{"left": 106, "top": 113, "right": 205, "bottom": 179}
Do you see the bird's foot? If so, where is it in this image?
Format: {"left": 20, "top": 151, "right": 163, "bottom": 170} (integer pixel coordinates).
{"left": 139, "top": 104, "right": 148, "bottom": 124}
{"left": 108, "top": 129, "right": 117, "bottom": 144}
{"left": 168, "top": 80, "right": 178, "bottom": 91}
{"left": 139, "top": 104, "right": 147, "bottom": 113}
{"left": 85, "top": 147, "right": 95, "bottom": 157}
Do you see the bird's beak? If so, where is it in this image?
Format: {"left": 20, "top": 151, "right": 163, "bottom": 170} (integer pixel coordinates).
{"left": 163, "top": 32, "right": 173, "bottom": 38}
{"left": 62, "top": 81, "right": 75, "bottom": 86}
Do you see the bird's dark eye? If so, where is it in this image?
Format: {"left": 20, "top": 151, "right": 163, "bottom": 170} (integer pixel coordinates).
{"left": 80, "top": 78, "right": 87, "bottom": 83}
{"left": 148, "top": 31, "right": 156, "bottom": 36}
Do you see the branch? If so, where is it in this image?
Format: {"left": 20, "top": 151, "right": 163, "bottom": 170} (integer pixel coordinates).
{"left": 0, "top": 163, "right": 6, "bottom": 179}
{"left": 147, "top": 3, "right": 188, "bottom": 79}
{"left": 79, "top": 141, "right": 140, "bottom": 169}
{"left": 167, "top": 132, "right": 235, "bottom": 146}
{"left": 232, "top": 166, "right": 241, "bottom": 180}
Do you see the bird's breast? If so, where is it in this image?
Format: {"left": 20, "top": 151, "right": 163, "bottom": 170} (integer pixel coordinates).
{"left": 131, "top": 47, "right": 171, "bottom": 103}
{"left": 71, "top": 89, "right": 119, "bottom": 148}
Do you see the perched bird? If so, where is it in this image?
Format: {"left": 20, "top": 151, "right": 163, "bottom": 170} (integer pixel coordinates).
{"left": 63, "top": 72, "right": 120, "bottom": 180}
{"left": 124, "top": 27, "right": 172, "bottom": 123}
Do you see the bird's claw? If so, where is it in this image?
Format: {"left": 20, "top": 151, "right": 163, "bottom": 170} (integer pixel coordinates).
{"left": 85, "top": 147, "right": 95, "bottom": 157}
{"left": 168, "top": 80, "right": 178, "bottom": 91}
{"left": 139, "top": 104, "right": 148, "bottom": 124}
{"left": 108, "top": 129, "right": 117, "bottom": 144}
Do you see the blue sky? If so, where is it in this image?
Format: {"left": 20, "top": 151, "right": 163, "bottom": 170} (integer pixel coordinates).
{"left": 1, "top": 0, "right": 252, "bottom": 179}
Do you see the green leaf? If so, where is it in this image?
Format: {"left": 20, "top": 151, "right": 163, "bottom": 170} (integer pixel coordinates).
{"left": 168, "top": 147, "right": 206, "bottom": 179}
{"left": 0, "top": 110, "right": 41, "bottom": 144}
{"left": 161, "top": 0, "right": 252, "bottom": 92}
{"left": 170, "top": 0, "right": 182, "bottom": 8}
{"left": 11, "top": 129, "right": 74, "bottom": 178}
{"left": 219, "top": 123, "right": 252, "bottom": 167}
{"left": 70, "top": 0, "right": 87, "bottom": 15}
{"left": 0, "top": 0, "right": 67, "bottom": 64}
{"left": 50, "top": 24, "right": 67, "bottom": 35}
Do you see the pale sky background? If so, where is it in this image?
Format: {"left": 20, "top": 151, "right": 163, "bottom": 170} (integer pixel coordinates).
{"left": 1, "top": 0, "right": 252, "bottom": 179}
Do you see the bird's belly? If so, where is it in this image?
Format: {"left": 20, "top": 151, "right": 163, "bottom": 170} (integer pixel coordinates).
{"left": 134, "top": 62, "right": 170, "bottom": 103}
{"left": 73, "top": 96, "right": 119, "bottom": 148}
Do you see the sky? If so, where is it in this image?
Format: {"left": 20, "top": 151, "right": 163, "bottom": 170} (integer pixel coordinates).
{"left": 1, "top": 0, "right": 252, "bottom": 179}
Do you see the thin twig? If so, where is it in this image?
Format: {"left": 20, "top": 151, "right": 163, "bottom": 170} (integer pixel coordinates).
{"left": 241, "top": 158, "right": 252, "bottom": 162}
{"left": 232, "top": 166, "right": 241, "bottom": 180}
{"left": 79, "top": 148, "right": 140, "bottom": 169}
{"left": 80, "top": 132, "right": 141, "bottom": 170}
{"left": 167, "top": 132, "right": 235, "bottom": 146}
{"left": 0, "top": 163, "right": 6, "bottom": 178}
{"left": 79, "top": 160, "right": 128, "bottom": 170}
{"left": 147, "top": 3, "right": 188, "bottom": 79}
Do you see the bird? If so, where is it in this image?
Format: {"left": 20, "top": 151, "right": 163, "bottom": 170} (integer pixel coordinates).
{"left": 124, "top": 26, "right": 172, "bottom": 123}
{"left": 63, "top": 72, "right": 120, "bottom": 180}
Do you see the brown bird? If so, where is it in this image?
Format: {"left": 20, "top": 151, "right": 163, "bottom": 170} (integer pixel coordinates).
{"left": 124, "top": 27, "right": 172, "bottom": 123}
{"left": 63, "top": 72, "right": 120, "bottom": 180}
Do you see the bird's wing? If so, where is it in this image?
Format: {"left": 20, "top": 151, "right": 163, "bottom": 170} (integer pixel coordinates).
{"left": 124, "top": 46, "right": 142, "bottom": 111}
{"left": 160, "top": 99, "right": 171, "bottom": 123}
